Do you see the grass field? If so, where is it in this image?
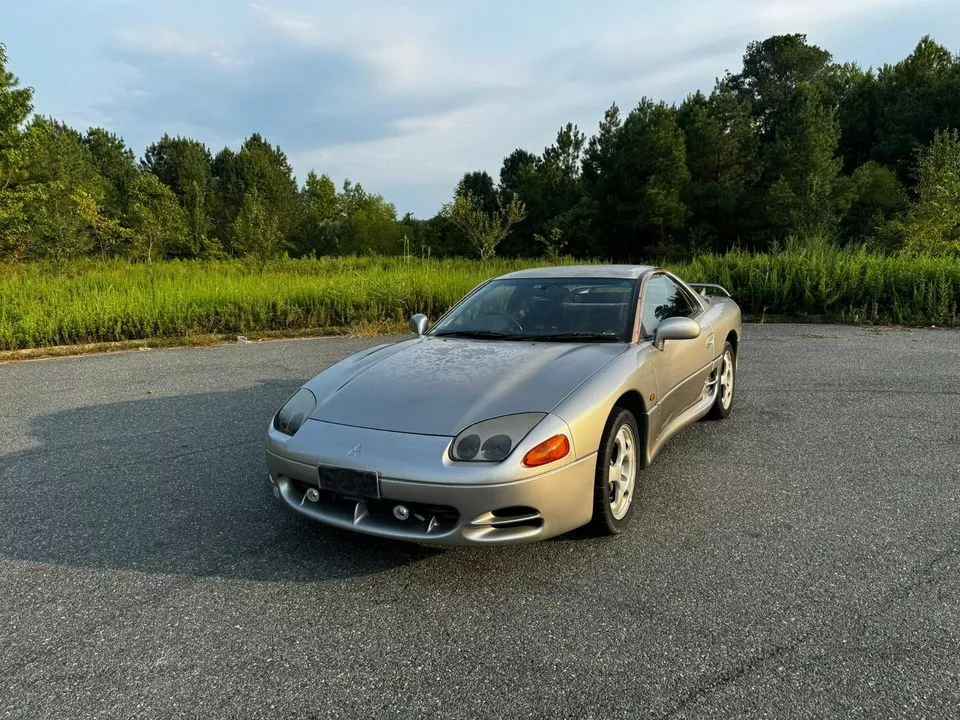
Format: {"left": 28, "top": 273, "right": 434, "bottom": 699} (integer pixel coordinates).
{"left": 1, "top": 249, "right": 958, "bottom": 350}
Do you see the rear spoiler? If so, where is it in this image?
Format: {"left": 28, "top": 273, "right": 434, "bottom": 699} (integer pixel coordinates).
{"left": 688, "top": 283, "right": 732, "bottom": 299}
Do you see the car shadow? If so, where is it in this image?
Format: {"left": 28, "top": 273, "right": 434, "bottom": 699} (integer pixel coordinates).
{"left": 0, "top": 379, "right": 442, "bottom": 582}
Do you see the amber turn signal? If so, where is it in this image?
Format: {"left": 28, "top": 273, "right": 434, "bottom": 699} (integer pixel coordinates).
{"left": 522, "top": 434, "right": 570, "bottom": 467}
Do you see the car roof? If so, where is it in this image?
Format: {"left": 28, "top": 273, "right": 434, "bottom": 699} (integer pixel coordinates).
{"left": 497, "top": 264, "right": 657, "bottom": 280}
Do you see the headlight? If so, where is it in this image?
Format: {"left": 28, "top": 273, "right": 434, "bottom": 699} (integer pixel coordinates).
{"left": 450, "top": 413, "right": 546, "bottom": 462}
{"left": 273, "top": 388, "right": 317, "bottom": 436}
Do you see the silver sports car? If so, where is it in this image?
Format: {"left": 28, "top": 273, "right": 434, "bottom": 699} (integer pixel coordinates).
{"left": 265, "top": 265, "right": 741, "bottom": 545}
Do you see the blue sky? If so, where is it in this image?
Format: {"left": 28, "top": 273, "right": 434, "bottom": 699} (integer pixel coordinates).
{"left": 2, "top": 0, "right": 958, "bottom": 217}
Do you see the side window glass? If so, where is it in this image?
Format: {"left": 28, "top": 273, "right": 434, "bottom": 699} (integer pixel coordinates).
{"left": 641, "top": 276, "right": 697, "bottom": 337}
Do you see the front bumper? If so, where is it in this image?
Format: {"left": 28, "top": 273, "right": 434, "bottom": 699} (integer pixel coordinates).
{"left": 265, "top": 448, "right": 596, "bottom": 546}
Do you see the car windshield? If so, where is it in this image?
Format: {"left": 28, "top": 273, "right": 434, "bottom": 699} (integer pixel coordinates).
{"left": 430, "top": 277, "right": 638, "bottom": 342}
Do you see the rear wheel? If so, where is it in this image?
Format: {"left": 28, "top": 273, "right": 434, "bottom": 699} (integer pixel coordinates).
{"left": 590, "top": 407, "right": 640, "bottom": 535}
{"left": 707, "top": 341, "right": 736, "bottom": 419}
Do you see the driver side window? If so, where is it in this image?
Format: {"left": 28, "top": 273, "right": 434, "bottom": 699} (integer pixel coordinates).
{"left": 641, "top": 275, "right": 699, "bottom": 338}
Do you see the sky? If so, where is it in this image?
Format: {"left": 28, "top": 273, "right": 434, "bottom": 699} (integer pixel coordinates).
{"left": 1, "top": 0, "right": 958, "bottom": 218}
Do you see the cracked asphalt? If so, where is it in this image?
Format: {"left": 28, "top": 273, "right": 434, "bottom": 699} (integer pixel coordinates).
{"left": 1, "top": 324, "right": 958, "bottom": 719}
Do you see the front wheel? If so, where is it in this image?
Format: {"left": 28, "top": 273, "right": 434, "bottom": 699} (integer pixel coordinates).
{"left": 590, "top": 407, "right": 640, "bottom": 535}
{"left": 707, "top": 341, "right": 736, "bottom": 420}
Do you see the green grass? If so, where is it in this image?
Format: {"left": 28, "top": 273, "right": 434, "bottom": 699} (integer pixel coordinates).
{"left": 684, "top": 245, "right": 960, "bottom": 326}
{"left": 1, "top": 249, "right": 958, "bottom": 350}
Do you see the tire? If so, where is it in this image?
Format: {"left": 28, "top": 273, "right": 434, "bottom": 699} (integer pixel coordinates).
{"left": 706, "top": 341, "right": 736, "bottom": 420}
{"left": 590, "top": 407, "right": 640, "bottom": 535}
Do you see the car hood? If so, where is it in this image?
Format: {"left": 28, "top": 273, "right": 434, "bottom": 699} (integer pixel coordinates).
{"left": 304, "top": 336, "right": 627, "bottom": 436}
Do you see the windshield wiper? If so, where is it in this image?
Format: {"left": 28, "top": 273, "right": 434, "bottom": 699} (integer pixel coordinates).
{"left": 530, "top": 332, "right": 622, "bottom": 342}
{"left": 432, "top": 330, "right": 514, "bottom": 339}
{"left": 433, "top": 330, "right": 623, "bottom": 342}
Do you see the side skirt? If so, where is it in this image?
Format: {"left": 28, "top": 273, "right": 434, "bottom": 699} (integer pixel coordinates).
{"left": 645, "top": 373, "right": 720, "bottom": 464}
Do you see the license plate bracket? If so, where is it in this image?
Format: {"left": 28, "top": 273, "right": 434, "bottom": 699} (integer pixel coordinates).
{"left": 317, "top": 465, "right": 380, "bottom": 500}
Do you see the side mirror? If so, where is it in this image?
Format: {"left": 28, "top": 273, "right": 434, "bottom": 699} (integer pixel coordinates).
{"left": 654, "top": 316, "right": 700, "bottom": 350}
{"left": 409, "top": 313, "right": 429, "bottom": 336}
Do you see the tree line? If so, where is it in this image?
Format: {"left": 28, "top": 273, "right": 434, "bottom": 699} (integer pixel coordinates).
{"left": 1, "top": 34, "right": 959, "bottom": 263}
{"left": 0, "top": 42, "right": 403, "bottom": 262}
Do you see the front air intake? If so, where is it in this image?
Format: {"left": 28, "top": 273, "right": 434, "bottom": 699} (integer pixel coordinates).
{"left": 470, "top": 506, "right": 544, "bottom": 531}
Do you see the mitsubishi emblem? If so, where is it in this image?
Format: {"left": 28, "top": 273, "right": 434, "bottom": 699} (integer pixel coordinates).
{"left": 347, "top": 443, "right": 362, "bottom": 457}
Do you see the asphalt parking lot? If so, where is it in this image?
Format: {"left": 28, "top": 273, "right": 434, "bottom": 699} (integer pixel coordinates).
{"left": 1, "top": 324, "right": 958, "bottom": 719}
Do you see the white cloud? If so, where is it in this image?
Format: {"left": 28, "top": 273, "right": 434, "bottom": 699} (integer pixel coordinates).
{"left": 249, "top": 1, "right": 444, "bottom": 92}
{"left": 753, "top": 0, "right": 927, "bottom": 26}
{"left": 113, "top": 26, "right": 240, "bottom": 68}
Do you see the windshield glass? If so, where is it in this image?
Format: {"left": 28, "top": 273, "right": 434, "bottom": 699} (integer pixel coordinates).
{"left": 430, "top": 277, "right": 638, "bottom": 342}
